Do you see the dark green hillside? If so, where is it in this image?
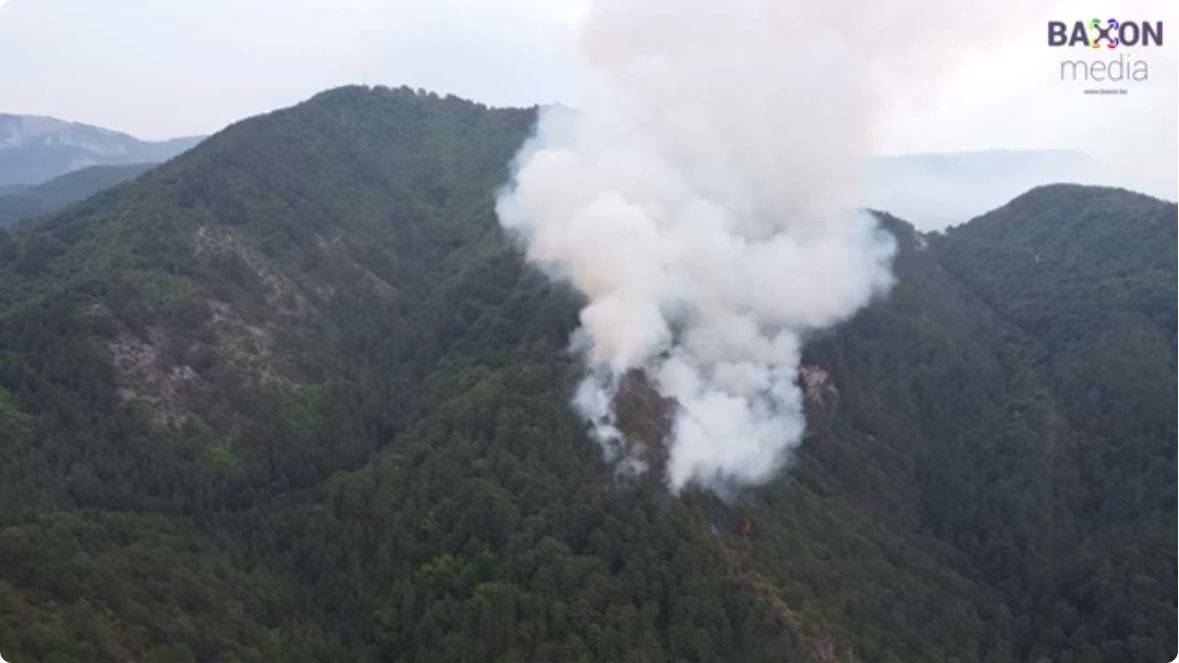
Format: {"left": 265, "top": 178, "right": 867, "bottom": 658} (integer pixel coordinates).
{"left": 805, "top": 189, "right": 1176, "bottom": 662}
{"left": 0, "top": 86, "right": 1173, "bottom": 663}
{"left": 928, "top": 186, "right": 1176, "bottom": 661}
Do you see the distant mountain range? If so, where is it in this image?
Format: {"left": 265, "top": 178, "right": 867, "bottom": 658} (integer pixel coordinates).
{"left": 2, "top": 112, "right": 1167, "bottom": 235}
{"left": 0, "top": 162, "right": 156, "bottom": 228}
{"left": 0, "top": 113, "right": 204, "bottom": 186}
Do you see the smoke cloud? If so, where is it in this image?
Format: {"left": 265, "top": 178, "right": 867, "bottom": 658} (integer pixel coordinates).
{"left": 495, "top": 0, "right": 1052, "bottom": 493}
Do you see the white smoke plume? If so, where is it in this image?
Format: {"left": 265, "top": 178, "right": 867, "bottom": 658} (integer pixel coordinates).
{"left": 496, "top": 0, "right": 1052, "bottom": 494}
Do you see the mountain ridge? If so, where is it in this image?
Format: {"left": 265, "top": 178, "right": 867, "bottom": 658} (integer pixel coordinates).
{"left": 0, "top": 162, "right": 157, "bottom": 228}
{"left": 0, "top": 112, "right": 204, "bottom": 186}
{"left": 862, "top": 149, "right": 1110, "bottom": 231}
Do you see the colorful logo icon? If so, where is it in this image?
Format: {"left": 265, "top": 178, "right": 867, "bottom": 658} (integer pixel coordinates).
{"left": 1090, "top": 19, "right": 1120, "bottom": 49}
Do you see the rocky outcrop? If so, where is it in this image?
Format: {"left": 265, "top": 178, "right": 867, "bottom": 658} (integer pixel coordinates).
{"left": 799, "top": 364, "right": 838, "bottom": 409}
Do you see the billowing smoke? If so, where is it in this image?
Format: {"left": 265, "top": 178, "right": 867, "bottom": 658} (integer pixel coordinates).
{"left": 496, "top": 0, "right": 1050, "bottom": 493}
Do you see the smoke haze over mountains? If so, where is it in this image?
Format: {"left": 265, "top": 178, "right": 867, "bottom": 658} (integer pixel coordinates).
{"left": 494, "top": 0, "right": 1068, "bottom": 494}
{"left": 862, "top": 150, "right": 1100, "bottom": 232}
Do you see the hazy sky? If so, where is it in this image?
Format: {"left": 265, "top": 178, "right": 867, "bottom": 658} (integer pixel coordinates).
{"left": 0, "top": 0, "right": 1175, "bottom": 191}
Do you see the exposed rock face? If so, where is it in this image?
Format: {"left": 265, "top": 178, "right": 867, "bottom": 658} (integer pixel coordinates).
{"left": 799, "top": 364, "right": 838, "bottom": 409}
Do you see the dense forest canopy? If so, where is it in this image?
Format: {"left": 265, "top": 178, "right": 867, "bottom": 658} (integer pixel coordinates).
{"left": 0, "top": 85, "right": 1174, "bottom": 663}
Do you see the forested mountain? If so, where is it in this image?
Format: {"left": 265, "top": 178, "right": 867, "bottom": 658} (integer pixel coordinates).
{"left": 0, "top": 113, "right": 202, "bottom": 186}
{"left": 0, "top": 86, "right": 1173, "bottom": 663}
{"left": 0, "top": 163, "right": 156, "bottom": 229}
